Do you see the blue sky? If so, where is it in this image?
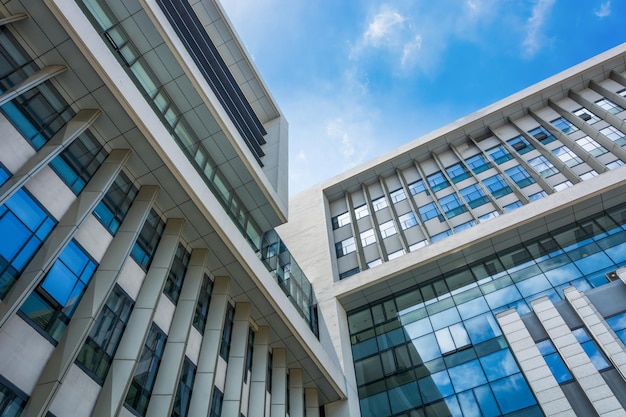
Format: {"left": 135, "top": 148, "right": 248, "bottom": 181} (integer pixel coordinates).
{"left": 220, "top": 0, "right": 626, "bottom": 195}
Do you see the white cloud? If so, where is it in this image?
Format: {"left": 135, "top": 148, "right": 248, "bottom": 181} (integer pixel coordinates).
{"left": 521, "top": 0, "right": 556, "bottom": 58}
{"left": 364, "top": 10, "right": 406, "bottom": 46}
{"left": 595, "top": 1, "right": 612, "bottom": 17}
{"left": 401, "top": 34, "right": 423, "bottom": 68}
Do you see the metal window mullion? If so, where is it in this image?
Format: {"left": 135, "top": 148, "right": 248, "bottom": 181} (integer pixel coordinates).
{"left": 0, "top": 149, "right": 130, "bottom": 331}
{"left": 20, "top": 185, "right": 158, "bottom": 417}
{"left": 91, "top": 218, "right": 185, "bottom": 417}
{"left": 0, "top": 109, "right": 101, "bottom": 206}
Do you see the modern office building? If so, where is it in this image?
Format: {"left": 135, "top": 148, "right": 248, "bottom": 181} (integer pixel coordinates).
{"left": 0, "top": 1, "right": 346, "bottom": 417}
{"left": 278, "top": 44, "right": 626, "bottom": 416}
{"left": 3, "top": 1, "right": 626, "bottom": 417}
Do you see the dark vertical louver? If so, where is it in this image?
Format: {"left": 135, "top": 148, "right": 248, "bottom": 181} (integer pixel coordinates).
{"left": 157, "top": 0, "right": 267, "bottom": 165}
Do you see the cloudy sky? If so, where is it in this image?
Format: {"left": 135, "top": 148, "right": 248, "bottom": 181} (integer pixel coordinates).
{"left": 220, "top": 0, "right": 626, "bottom": 195}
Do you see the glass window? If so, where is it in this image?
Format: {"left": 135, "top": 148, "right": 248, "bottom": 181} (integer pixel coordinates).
{"left": 607, "top": 312, "right": 626, "bottom": 345}
{"left": 339, "top": 267, "right": 360, "bottom": 280}
{"left": 125, "top": 323, "right": 167, "bottom": 416}
{"left": 266, "top": 352, "right": 272, "bottom": 393}
{"left": 398, "top": 212, "right": 418, "bottom": 230}
{"left": 439, "top": 193, "right": 467, "bottom": 218}
{"left": 372, "top": 196, "right": 388, "bottom": 211}
{"left": 77, "top": 285, "right": 134, "bottom": 383}
{"left": 367, "top": 259, "right": 382, "bottom": 268}
{"left": 449, "top": 359, "right": 487, "bottom": 391}
{"left": 600, "top": 126, "right": 626, "bottom": 146}
{"left": 554, "top": 181, "right": 573, "bottom": 191}
{"left": 389, "top": 188, "right": 406, "bottom": 203}
{"left": 331, "top": 211, "right": 351, "bottom": 229}
{"left": 336, "top": 237, "right": 356, "bottom": 257}
{"left": 431, "top": 230, "right": 452, "bottom": 242}
{"left": 580, "top": 170, "right": 598, "bottom": 180}
{"left": 388, "top": 249, "right": 406, "bottom": 260}
{"left": 454, "top": 220, "right": 475, "bottom": 232}
{"left": 573, "top": 107, "right": 600, "bottom": 124}
{"left": 0, "top": 377, "right": 27, "bottom": 416}
{"left": 572, "top": 327, "right": 611, "bottom": 371}
{"left": 220, "top": 303, "right": 235, "bottom": 361}
{"left": 551, "top": 116, "right": 578, "bottom": 134}
{"left": 503, "top": 201, "right": 523, "bottom": 212}
{"left": 131, "top": 209, "right": 165, "bottom": 272}
{"left": 93, "top": 171, "right": 138, "bottom": 235}
{"left": 465, "top": 154, "right": 491, "bottom": 174}
{"left": 163, "top": 244, "right": 191, "bottom": 304}
{"left": 379, "top": 221, "right": 397, "bottom": 238}
{"left": 20, "top": 240, "right": 98, "bottom": 342}
{"left": 172, "top": 357, "right": 196, "bottom": 417}
{"left": 529, "top": 126, "right": 556, "bottom": 145}
{"left": 193, "top": 275, "right": 213, "bottom": 333}
{"left": 0, "top": 188, "right": 56, "bottom": 299}
{"left": 244, "top": 328, "right": 254, "bottom": 382}
{"left": 553, "top": 146, "right": 583, "bottom": 167}
{"left": 478, "top": 211, "right": 499, "bottom": 222}
{"left": 50, "top": 132, "right": 108, "bottom": 195}
{"left": 595, "top": 98, "right": 624, "bottom": 115}
{"left": 576, "top": 135, "right": 607, "bottom": 157}
{"left": 607, "top": 160, "right": 625, "bottom": 170}
{"left": 490, "top": 373, "right": 536, "bottom": 414}
{"left": 536, "top": 339, "right": 572, "bottom": 383}
{"left": 418, "top": 202, "right": 443, "bottom": 222}
{"left": 505, "top": 165, "right": 535, "bottom": 188}
{"left": 209, "top": 387, "right": 223, "bottom": 417}
{"left": 619, "top": 88, "right": 626, "bottom": 98}
{"left": 486, "top": 145, "right": 513, "bottom": 165}
{"left": 446, "top": 163, "right": 470, "bottom": 183}
{"left": 427, "top": 171, "right": 450, "bottom": 192}
{"left": 408, "top": 179, "right": 428, "bottom": 195}
{"left": 460, "top": 184, "right": 489, "bottom": 208}
{"left": 354, "top": 204, "right": 369, "bottom": 219}
{"left": 409, "top": 240, "right": 428, "bottom": 251}
{"left": 482, "top": 174, "right": 512, "bottom": 198}
{"left": 529, "top": 191, "right": 548, "bottom": 201}
{"left": 528, "top": 155, "right": 558, "bottom": 177}
{"left": 360, "top": 229, "right": 376, "bottom": 247}
{"left": 507, "top": 136, "right": 534, "bottom": 154}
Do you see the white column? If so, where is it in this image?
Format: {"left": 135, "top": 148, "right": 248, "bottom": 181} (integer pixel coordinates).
{"left": 496, "top": 308, "right": 575, "bottom": 417}
{"left": 564, "top": 287, "right": 626, "bottom": 381}
{"left": 270, "top": 348, "right": 287, "bottom": 417}
{"left": 145, "top": 249, "right": 209, "bottom": 417}
{"left": 187, "top": 276, "right": 231, "bottom": 417}
{"left": 21, "top": 185, "right": 158, "bottom": 417}
{"left": 289, "top": 369, "right": 304, "bottom": 417}
{"left": 532, "top": 296, "right": 624, "bottom": 416}
{"left": 222, "top": 303, "right": 251, "bottom": 416}
{"left": 0, "top": 149, "right": 130, "bottom": 330}
{"left": 0, "top": 109, "right": 100, "bottom": 205}
{"left": 91, "top": 218, "right": 185, "bottom": 417}
{"left": 305, "top": 388, "right": 319, "bottom": 417}
{"left": 248, "top": 326, "right": 269, "bottom": 417}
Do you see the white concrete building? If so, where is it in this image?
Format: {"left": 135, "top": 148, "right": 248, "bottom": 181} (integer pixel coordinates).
{"left": 3, "top": 1, "right": 626, "bottom": 417}
{"left": 278, "top": 44, "right": 626, "bottom": 416}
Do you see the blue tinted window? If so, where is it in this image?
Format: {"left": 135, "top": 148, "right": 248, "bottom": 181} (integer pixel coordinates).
{"left": 50, "top": 132, "right": 107, "bottom": 195}
{"left": 131, "top": 209, "right": 165, "bottom": 271}
{"left": 551, "top": 116, "right": 578, "bottom": 134}
{"left": 529, "top": 126, "right": 556, "bottom": 144}
{"left": 460, "top": 184, "right": 489, "bottom": 209}
{"left": 572, "top": 327, "right": 611, "bottom": 371}
{"left": 465, "top": 154, "right": 491, "bottom": 174}
{"left": 427, "top": 171, "right": 450, "bottom": 192}
{"left": 505, "top": 165, "right": 535, "bottom": 188}
{"left": 486, "top": 145, "right": 512, "bottom": 164}
{"left": 172, "top": 357, "right": 196, "bottom": 417}
{"left": 0, "top": 188, "right": 56, "bottom": 298}
{"left": 479, "top": 349, "right": 519, "bottom": 381}
{"left": 491, "top": 373, "right": 536, "bottom": 414}
{"left": 418, "top": 202, "right": 443, "bottom": 222}
{"left": 220, "top": 303, "right": 235, "bottom": 361}
{"left": 93, "top": 171, "right": 138, "bottom": 235}
{"left": 193, "top": 275, "right": 213, "bottom": 333}
{"left": 0, "top": 376, "right": 27, "bottom": 416}
{"left": 482, "top": 174, "right": 512, "bottom": 198}
{"left": 439, "top": 193, "right": 467, "bottom": 219}
{"left": 209, "top": 387, "right": 224, "bottom": 417}
{"left": 507, "top": 136, "right": 534, "bottom": 154}
{"left": 607, "top": 312, "right": 626, "bottom": 345}
{"left": 163, "top": 244, "right": 190, "bottom": 304}
{"left": 20, "top": 240, "right": 97, "bottom": 341}
{"left": 446, "top": 163, "right": 470, "bottom": 183}
{"left": 448, "top": 359, "right": 487, "bottom": 392}
{"left": 408, "top": 179, "right": 429, "bottom": 195}
{"left": 537, "top": 339, "right": 572, "bottom": 383}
